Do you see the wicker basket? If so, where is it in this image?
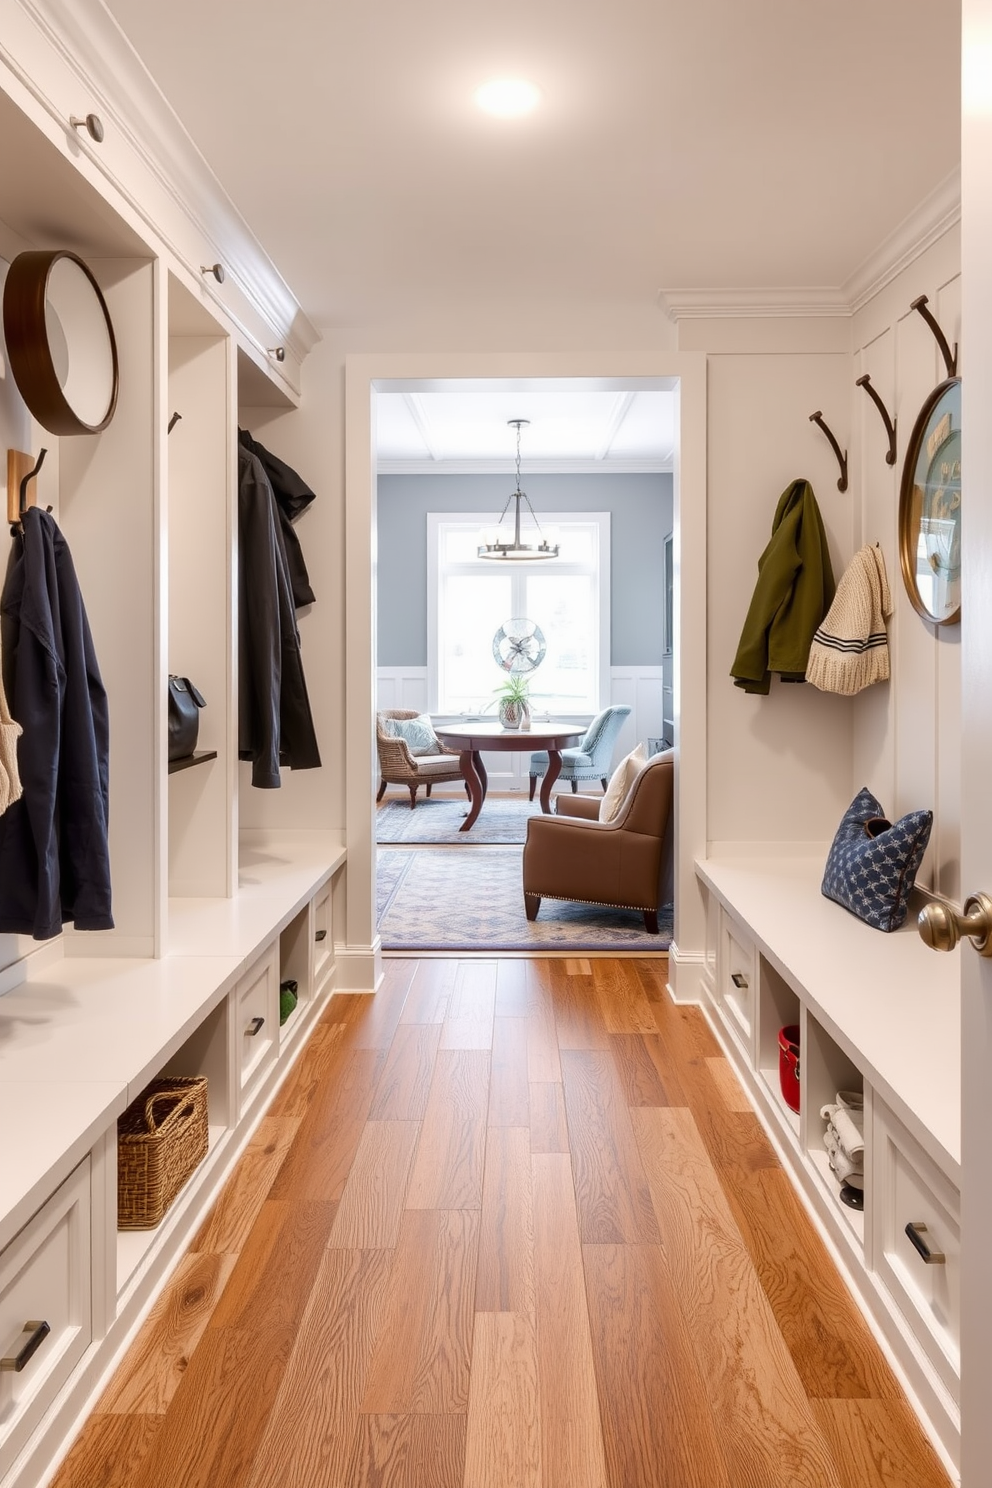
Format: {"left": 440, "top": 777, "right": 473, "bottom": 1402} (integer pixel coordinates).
{"left": 117, "top": 1075, "right": 209, "bottom": 1230}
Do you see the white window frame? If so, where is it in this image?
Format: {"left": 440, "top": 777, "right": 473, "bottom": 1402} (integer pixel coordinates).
{"left": 427, "top": 511, "right": 611, "bottom": 717}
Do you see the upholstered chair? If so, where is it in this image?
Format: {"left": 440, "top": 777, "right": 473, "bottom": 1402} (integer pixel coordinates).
{"left": 522, "top": 749, "right": 673, "bottom": 933}
{"left": 528, "top": 704, "right": 631, "bottom": 799}
{"left": 375, "top": 709, "right": 465, "bottom": 807}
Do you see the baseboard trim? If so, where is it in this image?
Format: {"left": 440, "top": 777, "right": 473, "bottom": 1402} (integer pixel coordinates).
{"left": 667, "top": 941, "right": 705, "bottom": 1004}
{"left": 333, "top": 938, "right": 384, "bottom": 992}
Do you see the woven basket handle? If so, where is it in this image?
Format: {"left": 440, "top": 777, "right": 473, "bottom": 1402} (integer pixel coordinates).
{"left": 144, "top": 1091, "right": 195, "bottom": 1133}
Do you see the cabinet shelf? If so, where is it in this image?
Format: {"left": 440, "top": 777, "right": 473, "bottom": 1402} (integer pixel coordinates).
{"left": 168, "top": 750, "right": 218, "bottom": 775}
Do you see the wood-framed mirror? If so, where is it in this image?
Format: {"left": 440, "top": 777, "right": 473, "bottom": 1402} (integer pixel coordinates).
{"left": 2, "top": 249, "right": 119, "bottom": 436}
{"left": 898, "top": 376, "right": 961, "bottom": 626}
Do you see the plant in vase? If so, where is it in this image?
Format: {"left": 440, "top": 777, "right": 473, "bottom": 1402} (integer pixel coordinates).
{"left": 492, "top": 674, "right": 531, "bottom": 730}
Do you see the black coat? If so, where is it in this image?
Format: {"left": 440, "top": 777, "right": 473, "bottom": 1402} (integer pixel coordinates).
{"left": 238, "top": 447, "right": 321, "bottom": 787}
{"left": 0, "top": 508, "right": 113, "bottom": 939}
{"left": 238, "top": 429, "right": 316, "bottom": 608}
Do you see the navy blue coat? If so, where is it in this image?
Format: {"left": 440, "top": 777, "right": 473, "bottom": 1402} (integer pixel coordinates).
{"left": 0, "top": 509, "right": 113, "bottom": 939}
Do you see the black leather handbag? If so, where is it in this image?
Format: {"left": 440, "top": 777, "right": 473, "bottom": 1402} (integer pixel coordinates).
{"left": 168, "top": 676, "right": 206, "bottom": 761}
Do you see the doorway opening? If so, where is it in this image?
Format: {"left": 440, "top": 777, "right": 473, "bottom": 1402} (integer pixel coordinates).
{"left": 372, "top": 375, "right": 676, "bottom": 958}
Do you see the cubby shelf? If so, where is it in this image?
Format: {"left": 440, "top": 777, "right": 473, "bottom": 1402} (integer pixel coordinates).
{"left": 168, "top": 750, "right": 218, "bottom": 775}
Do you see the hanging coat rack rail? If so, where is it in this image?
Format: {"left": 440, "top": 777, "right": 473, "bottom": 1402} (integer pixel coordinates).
{"left": 6, "top": 447, "right": 47, "bottom": 527}
{"left": 855, "top": 375, "right": 897, "bottom": 465}
{"left": 808, "top": 411, "right": 848, "bottom": 492}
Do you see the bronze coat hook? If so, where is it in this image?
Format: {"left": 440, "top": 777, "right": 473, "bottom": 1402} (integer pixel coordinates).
{"left": 855, "top": 375, "right": 897, "bottom": 465}
{"left": 809, "top": 411, "right": 848, "bottom": 492}
{"left": 910, "top": 295, "right": 958, "bottom": 379}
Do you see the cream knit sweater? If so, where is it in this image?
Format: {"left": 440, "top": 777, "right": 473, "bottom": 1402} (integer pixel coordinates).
{"left": 806, "top": 543, "right": 891, "bottom": 695}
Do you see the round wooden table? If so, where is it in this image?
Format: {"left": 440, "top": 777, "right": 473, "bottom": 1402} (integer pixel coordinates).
{"left": 433, "top": 722, "right": 584, "bottom": 831}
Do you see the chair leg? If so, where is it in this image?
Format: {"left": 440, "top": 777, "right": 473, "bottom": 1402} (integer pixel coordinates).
{"left": 426, "top": 782, "right": 432, "bottom": 797}
{"left": 408, "top": 784, "right": 418, "bottom": 808}
{"left": 643, "top": 909, "right": 659, "bottom": 934}
{"left": 525, "top": 893, "right": 541, "bottom": 922}
{"left": 376, "top": 780, "right": 386, "bottom": 802}
{"left": 571, "top": 780, "right": 578, "bottom": 793}
{"left": 600, "top": 778, "right": 608, "bottom": 792}
{"left": 529, "top": 775, "right": 537, "bottom": 801}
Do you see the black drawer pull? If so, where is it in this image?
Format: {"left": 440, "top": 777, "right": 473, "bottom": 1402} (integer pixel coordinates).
{"left": 314, "top": 928, "right": 327, "bottom": 942}
{"left": 905, "top": 1221, "right": 946, "bottom": 1265}
{"left": 246, "top": 1016, "right": 265, "bottom": 1037}
{"left": 730, "top": 972, "right": 749, "bottom": 989}
{"left": 1, "top": 1320, "right": 51, "bottom": 1373}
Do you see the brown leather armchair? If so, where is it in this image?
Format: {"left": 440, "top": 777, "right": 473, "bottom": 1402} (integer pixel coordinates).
{"left": 522, "top": 750, "right": 673, "bottom": 933}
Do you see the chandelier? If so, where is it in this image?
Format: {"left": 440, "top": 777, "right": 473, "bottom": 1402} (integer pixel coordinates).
{"left": 478, "top": 419, "right": 559, "bottom": 561}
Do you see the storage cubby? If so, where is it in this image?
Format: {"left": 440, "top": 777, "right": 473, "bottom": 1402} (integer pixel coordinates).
{"left": 800, "top": 1012, "right": 866, "bottom": 1243}
{"left": 756, "top": 955, "right": 801, "bottom": 1136}
{"left": 166, "top": 274, "right": 235, "bottom": 907}
{"left": 118, "top": 997, "right": 233, "bottom": 1295}
{"left": 279, "top": 904, "right": 313, "bottom": 1042}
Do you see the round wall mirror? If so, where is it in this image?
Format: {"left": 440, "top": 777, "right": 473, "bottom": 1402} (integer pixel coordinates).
{"left": 2, "top": 249, "right": 119, "bottom": 435}
{"left": 898, "top": 376, "right": 961, "bottom": 626}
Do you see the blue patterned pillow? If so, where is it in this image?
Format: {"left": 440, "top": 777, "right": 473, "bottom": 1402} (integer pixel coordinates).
{"left": 384, "top": 713, "right": 440, "bottom": 756}
{"left": 821, "top": 787, "right": 933, "bottom": 932}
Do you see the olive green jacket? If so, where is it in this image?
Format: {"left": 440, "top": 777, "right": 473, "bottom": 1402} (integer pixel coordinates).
{"left": 731, "top": 480, "right": 835, "bottom": 695}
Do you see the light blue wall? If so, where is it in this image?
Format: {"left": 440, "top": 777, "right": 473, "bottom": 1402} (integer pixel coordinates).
{"left": 377, "top": 472, "right": 673, "bottom": 667}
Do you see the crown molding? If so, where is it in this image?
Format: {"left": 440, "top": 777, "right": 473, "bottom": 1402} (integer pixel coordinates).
{"left": 841, "top": 166, "right": 960, "bottom": 314}
{"left": 658, "top": 286, "right": 850, "bottom": 321}
{"left": 13, "top": 0, "right": 319, "bottom": 361}
{"left": 376, "top": 458, "right": 674, "bottom": 476}
{"left": 658, "top": 165, "right": 961, "bottom": 323}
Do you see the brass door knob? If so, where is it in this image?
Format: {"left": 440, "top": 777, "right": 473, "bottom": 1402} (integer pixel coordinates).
{"left": 918, "top": 892, "right": 992, "bottom": 955}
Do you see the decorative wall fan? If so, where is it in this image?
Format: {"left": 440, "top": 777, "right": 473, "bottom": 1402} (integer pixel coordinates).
{"left": 492, "top": 617, "right": 546, "bottom": 674}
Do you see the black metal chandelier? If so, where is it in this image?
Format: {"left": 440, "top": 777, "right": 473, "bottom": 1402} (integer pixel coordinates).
{"left": 477, "top": 419, "right": 559, "bottom": 561}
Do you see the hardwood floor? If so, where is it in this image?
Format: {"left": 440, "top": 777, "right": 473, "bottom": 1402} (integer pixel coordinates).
{"left": 52, "top": 959, "right": 953, "bottom": 1488}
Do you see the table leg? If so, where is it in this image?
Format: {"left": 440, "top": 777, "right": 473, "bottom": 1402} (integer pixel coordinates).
{"left": 459, "top": 749, "right": 486, "bottom": 831}
{"left": 540, "top": 750, "right": 562, "bottom": 813}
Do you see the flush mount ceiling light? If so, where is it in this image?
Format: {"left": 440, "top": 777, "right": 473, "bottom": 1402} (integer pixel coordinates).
{"left": 474, "top": 78, "right": 542, "bottom": 118}
{"left": 478, "top": 420, "right": 559, "bottom": 561}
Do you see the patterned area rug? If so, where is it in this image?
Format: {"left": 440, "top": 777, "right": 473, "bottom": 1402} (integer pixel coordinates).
{"left": 377, "top": 793, "right": 551, "bottom": 845}
{"left": 377, "top": 847, "right": 673, "bottom": 952}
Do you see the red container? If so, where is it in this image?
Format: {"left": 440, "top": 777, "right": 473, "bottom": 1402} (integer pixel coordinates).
{"left": 778, "top": 1025, "right": 801, "bottom": 1113}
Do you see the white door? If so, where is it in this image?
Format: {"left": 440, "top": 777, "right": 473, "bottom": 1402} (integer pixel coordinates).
{"left": 957, "top": 10, "right": 992, "bottom": 1479}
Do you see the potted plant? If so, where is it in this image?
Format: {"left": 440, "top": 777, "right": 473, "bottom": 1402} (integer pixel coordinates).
{"left": 492, "top": 673, "right": 531, "bottom": 730}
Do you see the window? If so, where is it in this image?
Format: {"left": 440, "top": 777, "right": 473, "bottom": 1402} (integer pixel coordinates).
{"left": 427, "top": 513, "right": 610, "bottom": 715}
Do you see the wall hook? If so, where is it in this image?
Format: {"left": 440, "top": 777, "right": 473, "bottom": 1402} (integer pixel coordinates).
{"left": 910, "top": 295, "right": 958, "bottom": 379}
{"left": 855, "top": 374, "right": 897, "bottom": 466}
{"left": 167, "top": 411, "right": 182, "bottom": 434}
{"left": 7, "top": 447, "right": 47, "bottom": 527}
{"left": 200, "top": 262, "right": 226, "bottom": 284}
{"left": 808, "top": 411, "right": 848, "bottom": 492}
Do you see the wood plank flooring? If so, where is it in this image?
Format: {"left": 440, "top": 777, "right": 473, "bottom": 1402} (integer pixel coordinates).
{"left": 52, "top": 959, "right": 953, "bottom": 1488}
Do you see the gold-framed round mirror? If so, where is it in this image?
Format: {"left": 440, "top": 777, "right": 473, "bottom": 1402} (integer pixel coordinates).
{"left": 898, "top": 376, "right": 961, "bottom": 626}
{"left": 2, "top": 249, "right": 119, "bottom": 436}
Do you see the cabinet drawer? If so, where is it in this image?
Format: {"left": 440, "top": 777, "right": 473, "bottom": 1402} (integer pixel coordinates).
{"left": 871, "top": 1100, "right": 960, "bottom": 1402}
{"left": 313, "top": 882, "right": 333, "bottom": 994}
{"left": 236, "top": 943, "right": 279, "bottom": 1110}
{"left": 0, "top": 1160, "right": 92, "bottom": 1473}
{"left": 719, "top": 911, "right": 755, "bottom": 1056}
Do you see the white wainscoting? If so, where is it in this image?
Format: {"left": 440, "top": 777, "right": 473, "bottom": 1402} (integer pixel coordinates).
{"left": 376, "top": 666, "right": 667, "bottom": 794}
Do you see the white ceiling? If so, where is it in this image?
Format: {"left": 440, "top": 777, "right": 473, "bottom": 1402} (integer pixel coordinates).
{"left": 101, "top": 0, "right": 960, "bottom": 332}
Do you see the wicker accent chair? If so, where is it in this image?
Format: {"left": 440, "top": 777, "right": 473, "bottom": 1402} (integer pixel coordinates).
{"left": 528, "top": 704, "right": 631, "bottom": 799}
{"left": 375, "top": 709, "right": 466, "bottom": 808}
{"left": 522, "top": 749, "right": 673, "bottom": 933}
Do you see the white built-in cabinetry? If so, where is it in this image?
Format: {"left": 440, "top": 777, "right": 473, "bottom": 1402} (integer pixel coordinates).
{"left": 696, "top": 856, "right": 960, "bottom": 1480}
{"left": 0, "top": 7, "right": 336, "bottom": 1488}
